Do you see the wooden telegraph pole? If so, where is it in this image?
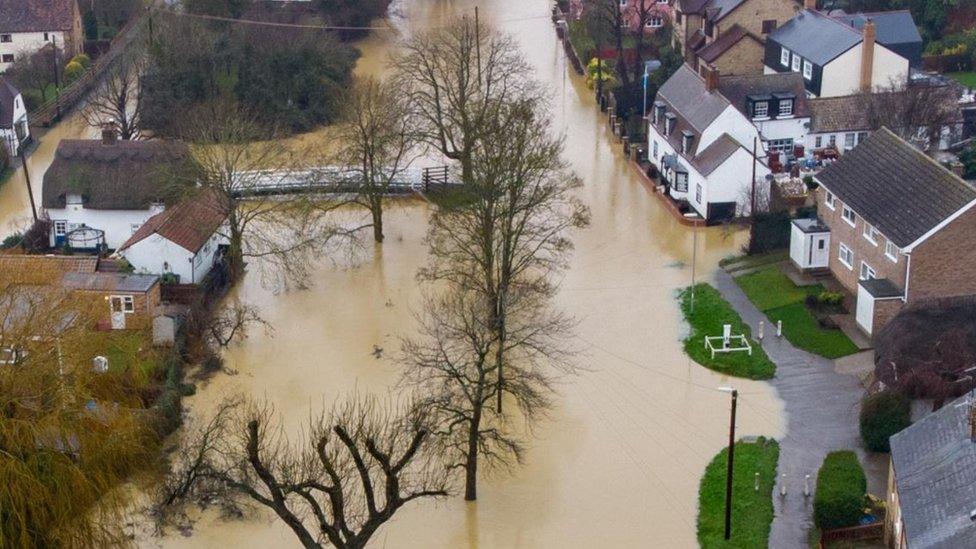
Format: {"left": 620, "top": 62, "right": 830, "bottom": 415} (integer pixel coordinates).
{"left": 723, "top": 388, "right": 739, "bottom": 540}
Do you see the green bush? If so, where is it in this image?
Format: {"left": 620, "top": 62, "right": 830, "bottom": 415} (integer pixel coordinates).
{"left": 817, "top": 291, "right": 843, "bottom": 307}
{"left": 814, "top": 451, "right": 867, "bottom": 530}
{"left": 70, "top": 53, "right": 91, "bottom": 69}
{"left": 860, "top": 391, "right": 911, "bottom": 453}
{"left": 2, "top": 232, "right": 23, "bottom": 249}
{"left": 64, "top": 60, "right": 86, "bottom": 82}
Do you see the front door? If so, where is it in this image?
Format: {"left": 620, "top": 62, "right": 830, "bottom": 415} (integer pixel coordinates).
{"left": 809, "top": 235, "right": 829, "bottom": 267}
{"left": 109, "top": 296, "right": 126, "bottom": 330}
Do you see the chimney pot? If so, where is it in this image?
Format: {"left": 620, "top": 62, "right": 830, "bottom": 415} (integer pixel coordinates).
{"left": 804, "top": 0, "right": 816, "bottom": 10}
{"left": 705, "top": 66, "right": 720, "bottom": 92}
{"left": 101, "top": 123, "right": 117, "bottom": 145}
{"left": 860, "top": 20, "right": 876, "bottom": 92}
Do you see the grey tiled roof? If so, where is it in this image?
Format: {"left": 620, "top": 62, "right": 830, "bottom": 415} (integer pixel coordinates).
{"left": 0, "top": 0, "right": 78, "bottom": 32}
{"left": 657, "top": 65, "right": 729, "bottom": 132}
{"left": 62, "top": 272, "right": 159, "bottom": 293}
{"left": 833, "top": 10, "right": 921, "bottom": 46}
{"left": 717, "top": 72, "right": 810, "bottom": 118}
{"left": 808, "top": 95, "right": 872, "bottom": 133}
{"left": 858, "top": 278, "right": 902, "bottom": 298}
{"left": 769, "top": 9, "right": 862, "bottom": 66}
{"left": 889, "top": 394, "right": 976, "bottom": 549}
{"left": 814, "top": 128, "right": 976, "bottom": 248}
{"left": 692, "top": 134, "right": 741, "bottom": 176}
{"left": 0, "top": 78, "right": 19, "bottom": 129}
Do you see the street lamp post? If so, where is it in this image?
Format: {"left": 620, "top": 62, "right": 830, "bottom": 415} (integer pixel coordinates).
{"left": 719, "top": 386, "right": 738, "bottom": 540}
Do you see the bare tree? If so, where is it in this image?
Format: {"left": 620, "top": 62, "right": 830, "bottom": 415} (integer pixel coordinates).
{"left": 82, "top": 54, "right": 145, "bottom": 140}
{"left": 155, "top": 396, "right": 451, "bottom": 548}
{"left": 175, "top": 105, "right": 356, "bottom": 289}
{"left": 207, "top": 303, "right": 272, "bottom": 348}
{"left": 401, "top": 286, "right": 574, "bottom": 502}
{"left": 858, "top": 81, "right": 962, "bottom": 151}
{"left": 421, "top": 97, "right": 588, "bottom": 416}
{"left": 583, "top": 0, "right": 631, "bottom": 86}
{"left": 391, "top": 16, "right": 531, "bottom": 184}
{"left": 334, "top": 77, "right": 418, "bottom": 243}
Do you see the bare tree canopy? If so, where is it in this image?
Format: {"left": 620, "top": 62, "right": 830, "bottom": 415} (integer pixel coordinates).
{"left": 82, "top": 53, "right": 146, "bottom": 140}
{"left": 858, "top": 82, "right": 962, "bottom": 150}
{"left": 391, "top": 16, "right": 532, "bottom": 183}
{"left": 334, "top": 76, "right": 419, "bottom": 243}
{"left": 155, "top": 396, "right": 451, "bottom": 548}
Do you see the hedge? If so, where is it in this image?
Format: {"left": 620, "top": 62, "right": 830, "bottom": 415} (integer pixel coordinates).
{"left": 860, "top": 391, "right": 911, "bottom": 453}
{"left": 814, "top": 451, "right": 867, "bottom": 530}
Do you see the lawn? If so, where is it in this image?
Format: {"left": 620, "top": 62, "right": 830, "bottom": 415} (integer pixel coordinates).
{"left": 948, "top": 72, "right": 976, "bottom": 88}
{"left": 698, "top": 437, "right": 780, "bottom": 549}
{"left": 567, "top": 19, "right": 596, "bottom": 58}
{"left": 86, "top": 330, "right": 163, "bottom": 386}
{"left": 734, "top": 267, "right": 859, "bottom": 359}
{"left": 680, "top": 283, "right": 776, "bottom": 380}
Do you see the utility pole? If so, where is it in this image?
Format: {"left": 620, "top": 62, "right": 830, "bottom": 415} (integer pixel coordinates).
{"left": 690, "top": 222, "right": 698, "bottom": 312}
{"left": 51, "top": 36, "right": 61, "bottom": 120}
{"left": 750, "top": 137, "right": 757, "bottom": 218}
{"left": 19, "top": 147, "right": 38, "bottom": 222}
{"left": 720, "top": 387, "right": 739, "bottom": 541}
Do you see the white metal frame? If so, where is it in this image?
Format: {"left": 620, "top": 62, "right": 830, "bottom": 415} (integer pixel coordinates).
{"left": 704, "top": 324, "right": 753, "bottom": 358}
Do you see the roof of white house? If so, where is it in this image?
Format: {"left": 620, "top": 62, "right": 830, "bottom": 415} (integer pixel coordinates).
{"left": 119, "top": 191, "right": 226, "bottom": 254}
{"left": 0, "top": 78, "right": 21, "bottom": 129}
{"left": 657, "top": 65, "right": 731, "bottom": 133}
{"left": 815, "top": 128, "right": 976, "bottom": 248}
{"left": 0, "top": 0, "right": 78, "bottom": 33}
{"left": 769, "top": 9, "right": 863, "bottom": 66}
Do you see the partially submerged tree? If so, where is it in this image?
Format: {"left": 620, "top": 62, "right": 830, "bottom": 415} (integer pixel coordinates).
{"left": 155, "top": 396, "right": 450, "bottom": 548}
{"left": 176, "top": 106, "right": 355, "bottom": 288}
{"left": 858, "top": 81, "right": 961, "bottom": 150}
{"left": 82, "top": 53, "right": 146, "bottom": 140}
{"left": 335, "top": 76, "right": 418, "bottom": 243}
{"left": 391, "top": 16, "right": 531, "bottom": 184}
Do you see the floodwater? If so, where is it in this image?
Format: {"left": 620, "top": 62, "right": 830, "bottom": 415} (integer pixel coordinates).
{"left": 5, "top": 0, "right": 785, "bottom": 546}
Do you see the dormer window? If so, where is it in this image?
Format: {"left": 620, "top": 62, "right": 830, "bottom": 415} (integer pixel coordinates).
{"left": 665, "top": 113, "right": 676, "bottom": 135}
{"left": 778, "top": 99, "right": 793, "bottom": 116}
{"left": 653, "top": 101, "right": 665, "bottom": 125}
{"left": 802, "top": 60, "right": 813, "bottom": 80}
{"left": 780, "top": 47, "right": 790, "bottom": 67}
{"left": 752, "top": 101, "right": 769, "bottom": 119}
{"left": 681, "top": 131, "right": 694, "bottom": 154}
{"left": 773, "top": 92, "right": 795, "bottom": 117}
{"left": 791, "top": 54, "right": 801, "bottom": 72}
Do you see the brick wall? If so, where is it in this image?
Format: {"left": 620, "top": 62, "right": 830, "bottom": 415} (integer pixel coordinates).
{"left": 715, "top": 0, "right": 799, "bottom": 41}
{"left": 708, "top": 36, "right": 765, "bottom": 75}
{"left": 908, "top": 207, "right": 976, "bottom": 302}
{"left": 816, "top": 187, "right": 909, "bottom": 295}
{"left": 872, "top": 298, "right": 904, "bottom": 335}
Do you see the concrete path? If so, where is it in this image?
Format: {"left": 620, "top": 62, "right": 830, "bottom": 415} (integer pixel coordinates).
{"left": 713, "top": 270, "right": 888, "bottom": 549}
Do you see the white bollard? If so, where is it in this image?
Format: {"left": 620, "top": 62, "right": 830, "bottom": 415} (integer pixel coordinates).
{"left": 777, "top": 319, "right": 783, "bottom": 337}
{"left": 758, "top": 320, "right": 765, "bottom": 340}
{"left": 754, "top": 472, "right": 760, "bottom": 491}
{"left": 804, "top": 474, "right": 811, "bottom": 497}
{"left": 780, "top": 473, "right": 787, "bottom": 496}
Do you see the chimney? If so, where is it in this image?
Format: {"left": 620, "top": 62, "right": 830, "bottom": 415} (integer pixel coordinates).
{"left": 970, "top": 401, "right": 976, "bottom": 443}
{"left": 804, "top": 0, "right": 816, "bottom": 10}
{"left": 101, "top": 122, "right": 117, "bottom": 145}
{"left": 705, "top": 66, "right": 720, "bottom": 92}
{"left": 860, "top": 20, "right": 876, "bottom": 92}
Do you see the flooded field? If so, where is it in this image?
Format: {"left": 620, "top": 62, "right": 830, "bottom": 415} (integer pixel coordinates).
{"left": 0, "top": 0, "right": 787, "bottom": 546}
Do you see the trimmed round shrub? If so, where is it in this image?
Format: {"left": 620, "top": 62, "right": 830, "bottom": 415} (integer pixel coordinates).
{"left": 64, "top": 60, "right": 86, "bottom": 82}
{"left": 860, "top": 390, "right": 911, "bottom": 452}
{"left": 70, "top": 53, "right": 91, "bottom": 69}
{"left": 814, "top": 451, "right": 867, "bottom": 530}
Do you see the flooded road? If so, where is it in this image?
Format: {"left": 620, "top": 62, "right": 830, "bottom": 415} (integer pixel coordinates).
{"left": 124, "top": 0, "right": 784, "bottom": 546}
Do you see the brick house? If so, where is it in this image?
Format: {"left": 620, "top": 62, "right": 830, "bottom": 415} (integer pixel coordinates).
{"left": 673, "top": 0, "right": 799, "bottom": 71}
{"left": 789, "top": 128, "right": 976, "bottom": 336}
{"left": 0, "top": 0, "right": 84, "bottom": 72}
{"left": 567, "top": 0, "right": 673, "bottom": 34}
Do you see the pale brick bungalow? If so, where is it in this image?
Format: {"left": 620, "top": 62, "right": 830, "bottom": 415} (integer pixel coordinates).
{"left": 789, "top": 128, "right": 976, "bottom": 336}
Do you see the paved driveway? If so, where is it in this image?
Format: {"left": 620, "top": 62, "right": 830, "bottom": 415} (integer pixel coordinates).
{"left": 713, "top": 270, "right": 888, "bottom": 548}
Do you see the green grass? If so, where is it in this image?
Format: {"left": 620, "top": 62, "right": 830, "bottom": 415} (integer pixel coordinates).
{"left": 88, "top": 330, "right": 162, "bottom": 386}
{"left": 567, "top": 20, "right": 596, "bottom": 58}
{"left": 680, "top": 283, "right": 776, "bottom": 380}
{"left": 698, "top": 437, "right": 780, "bottom": 549}
{"left": 948, "top": 71, "right": 976, "bottom": 88}
{"left": 719, "top": 251, "right": 789, "bottom": 272}
{"left": 734, "top": 267, "right": 859, "bottom": 359}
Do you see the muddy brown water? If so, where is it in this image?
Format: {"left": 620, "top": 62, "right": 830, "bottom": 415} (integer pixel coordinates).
{"left": 0, "top": 0, "right": 785, "bottom": 546}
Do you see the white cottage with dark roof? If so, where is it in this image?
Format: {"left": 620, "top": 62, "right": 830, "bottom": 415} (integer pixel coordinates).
{"left": 0, "top": 77, "right": 29, "bottom": 156}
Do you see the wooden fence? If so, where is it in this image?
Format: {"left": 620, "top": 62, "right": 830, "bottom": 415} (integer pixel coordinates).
{"left": 818, "top": 522, "right": 884, "bottom": 548}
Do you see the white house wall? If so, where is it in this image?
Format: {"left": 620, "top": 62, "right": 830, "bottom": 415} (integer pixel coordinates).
{"left": 698, "top": 106, "right": 760, "bottom": 153}
{"left": 0, "top": 31, "right": 70, "bottom": 72}
{"left": 123, "top": 225, "right": 226, "bottom": 284}
{"left": 754, "top": 117, "right": 809, "bottom": 150}
{"left": 47, "top": 205, "right": 158, "bottom": 249}
{"left": 695, "top": 147, "right": 770, "bottom": 217}
{"left": 0, "top": 90, "right": 29, "bottom": 155}
{"left": 820, "top": 43, "right": 908, "bottom": 98}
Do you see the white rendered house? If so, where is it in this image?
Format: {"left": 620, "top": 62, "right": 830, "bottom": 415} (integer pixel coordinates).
{"left": 0, "top": 78, "right": 29, "bottom": 156}
{"left": 0, "top": 0, "right": 84, "bottom": 71}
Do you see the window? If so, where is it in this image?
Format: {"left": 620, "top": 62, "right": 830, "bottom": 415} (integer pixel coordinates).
{"left": 653, "top": 140, "right": 659, "bottom": 159}
{"left": 857, "top": 131, "right": 868, "bottom": 144}
{"left": 768, "top": 138, "right": 794, "bottom": 153}
{"left": 753, "top": 101, "right": 769, "bottom": 118}
{"left": 824, "top": 190, "right": 835, "bottom": 210}
{"left": 130, "top": 223, "right": 141, "bottom": 234}
{"left": 844, "top": 133, "right": 856, "bottom": 150}
{"left": 778, "top": 99, "right": 793, "bottom": 116}
{"left": 0, "top": 34, "right": 10, "bottom": 43}
{"left": 762, "top": 19, "right": 777, "bottom": 34}
{"left": 54, "top": 220, "right": 67, "bottom": 236}
{"left": 859, "top": 261, "right": 876, "bottom": 280}
{"left": 695, "top": 183, "right": 703, "bottom": 203}
{"left": 815, "top": 135, "right": 823, "bottom": 148}
{"left": 648, "top": 16, "right": 664, "bottom": 27}
{"left": 675, "top": 172, "right": 689, "bottom": 192}
{"left": 43, "top": 32, "right": 49, "bottom": 41}
{"left": 828, "top": 134, "right": 837, "bottom": 147}
{"left": 658, "top": 0, "right": 668, "bottom": 3}
{"left": 681, "top": 132, "right": 694, "bottom": 153}
{"left": 885, "top": 241, "right": 899, "bottom": 262}
{"left": 780, "top": 47, "right": 790, "bottom": 67}
{"left": 863, "top": 223, "right": 879, "bottom": 245}
{"left": 620, "top": 0, "right": 627, "bottom": 6}
{"left": 1, "top": 54, "right": 12, "bottom": 63}
{"left": 802, "top": 60, "right": 812, "bottom": 80}
{"left": 838, "top": 243, "right": 854, "bottom": 269}
{"left": 842, "top": 205, "right": 856, "bottom": 226}
{"left": 112, "top": 295, "right": 135, "bottom": 314}
{"left": 791, "top": 54, "right": 801, "bottom": 72}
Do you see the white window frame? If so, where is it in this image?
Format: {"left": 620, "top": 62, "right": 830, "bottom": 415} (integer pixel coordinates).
{"left": 780, "top": 47, "right": 790, "bottom": 67}
{"left": 791, "top": 54, "right": 801, "bottom": 72}
{"left": 842, "top": 205, "right": 856, "bottom": 227}
{"left": 815, "top": 135, "right": 823, "bottom": 148}
{"left": 768, "top": 138, "right": 794, "bottom": 153}
{"left": 859, "top": 261, "right": 876, "bottom": 281}
{"left": 111, "top": 295, "right": 135, "bottom": 314}
{"left": 53, "top": 220, "right": 67, "bottom": 236}
{"left": 778, "top": 99, "right": 793, "bottom": 116}
{"left": 844, "top": 132, "right": 856, "bottom": 150}
{"left": 824, "top": 190, "right": 835, "bottom": 210}
{"left": 863, "top": 223, "right": 879, "bottom": 245}
{"left": 753, "top": 101, "right": 769, "bottom": 119}
{"left": 695, "top": 183, "right": 703, "bottom": 204}
{"left": 653, "top": 140, "right": 658, "bottom": 159}
{"left": 648, "top": 16, "right": 664, "bottom": 27}
{"left": 802, "top": 60, "right": 812, "bottom": 80}
{"left": 885, "top": 240, "right": 899, "bottom": 262}
{"left": 838, "top": 243, "right": 854, "bottom": 270}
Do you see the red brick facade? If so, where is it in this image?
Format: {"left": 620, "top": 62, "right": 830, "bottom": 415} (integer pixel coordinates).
{"left": 907, "top": 207, "right": 976, "bottom": 303}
